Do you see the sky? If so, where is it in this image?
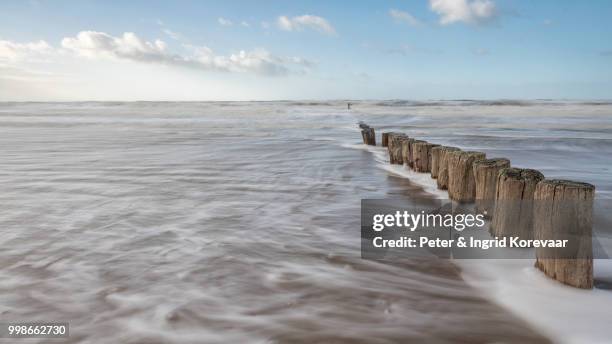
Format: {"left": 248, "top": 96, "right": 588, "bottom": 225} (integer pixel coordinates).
{"left": 0, "top": 0, "right": 611, "bottom": 101}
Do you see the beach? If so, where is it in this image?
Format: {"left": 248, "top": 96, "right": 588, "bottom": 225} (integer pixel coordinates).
{"left": 0, "top": 100, "right": 611, "bottom": 343}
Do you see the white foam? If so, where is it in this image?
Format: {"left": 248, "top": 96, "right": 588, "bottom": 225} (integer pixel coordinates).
{"left": 457, "top": 259, "right": 612, "bottom": 344}
{"left": 342, "top": 142, "right": 450, "bottom": 199}
{"left": 380, "top": 163, "right": 449, "bottom": 199}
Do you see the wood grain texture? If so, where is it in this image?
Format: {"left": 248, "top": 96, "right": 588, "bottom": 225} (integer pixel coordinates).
{"left": 436, "top": 147, "right": 461, "bottom": 190}
{"left": 447, "top": 151, "right": 486, "bottom": 202}
{"left": 491, "top": 168, "right": 544, "bottom": 239}
{"left": 534, "top": 179, "right": 594, "bottom": 289}
{"left": 473, "top": 158, "right": 511, "bottom": 218}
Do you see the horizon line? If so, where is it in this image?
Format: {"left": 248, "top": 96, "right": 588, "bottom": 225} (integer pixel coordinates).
{"left": 2, "top": 98, "right": 612, "bottom": 103}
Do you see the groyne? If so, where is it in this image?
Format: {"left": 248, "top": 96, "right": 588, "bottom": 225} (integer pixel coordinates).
{"left": 361, "top": 124, "right": 595, "bottom": 289}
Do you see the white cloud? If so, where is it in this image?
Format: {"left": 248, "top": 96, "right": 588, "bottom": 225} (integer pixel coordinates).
{"left": 261, "top": 21, "right": 270, "bottom": 29}
{"left": 241, "top": 21, "right": 250, "bottom": 27}
{"left": 218, "top": 17, "right": 233, "bottom": 26}
{"left": 389, "top": 9, "right": 421, "bottom": 26}
{"left": 187, "top": 45, "right": 312, "bottom": 76}
{"left": 61, "top": 31, "right": 168, "bottom": 61}
{"left": 277, "top": 15, "right": 336, "bottom": 35}
{"left": 60, "top": 31, "right": 312, "bottom": 76}
{"left": 429, "top": 0, "right": 497, "bottom": 25}
{"left": 0, "top": 39, "right": 52, "bottom": 61}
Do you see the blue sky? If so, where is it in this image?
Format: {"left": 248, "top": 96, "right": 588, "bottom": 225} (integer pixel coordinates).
{"left": 1, "top": 0, "right": 611, "bottom": 100}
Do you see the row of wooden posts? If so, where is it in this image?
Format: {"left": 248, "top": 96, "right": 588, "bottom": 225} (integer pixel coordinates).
{"left": 361, "top": 125, "right": 595, "bottom": 289}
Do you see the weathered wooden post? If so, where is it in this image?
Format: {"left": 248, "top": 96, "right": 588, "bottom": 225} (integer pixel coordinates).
{"left": 473, "top": 158, "right": 511, "bottom": 218}
{"left": 407, "top": 139, "right": 425, "bottom": 169}
{"left": 533, "top": 179, "right": 595, "bottom": 289}
{"left": 447, "top": 151, "right": 486, "bottom": 202}
{"left": 491, "top": 168, "right": 544, "bottom": 239}
{"left": 387, "top": 133, "right": 397, "bottom": 163}
{"left": 358, "top": 122, "right": 376, "bottom": 145}
{"left": 388, "top": 133, "right": 407, "bottom": 165}
{"left": 430, "top": 146, "right": 443, "bottom": 179}
{"left": 436, "top": 147, "right": 461, "bottom": 190}
{"left": 401, "top": 138, "right": 415, "bottom": 167}
{"left": 382, "top": 132, "right": 390, "bottom": 147}
{"left": 413, "top": 142, "right": 440, "bottom": 173}
{"left": 362, "top": 128, "right": 376, "bottom": 146}
{"left": 368, "top": 128, "right": 376, "bottom": 145}
{"left": 391, "top": 134, "right": 403, "bottom": 164}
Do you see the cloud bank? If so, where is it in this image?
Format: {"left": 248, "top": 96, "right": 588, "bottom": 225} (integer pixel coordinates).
{"left": 429, "top": 0, "right": 497, "bottom": 25}
{"left": 277, "top": 15, "right": 336, "bottom": 35}
{"left": 60, "top": 31, "right": 311, "bottom": 76}
{"left": 0, "top": 39, "right": 52, "bottom": 61}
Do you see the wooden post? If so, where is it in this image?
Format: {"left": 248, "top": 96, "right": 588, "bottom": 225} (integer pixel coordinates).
{"left": 360, "top": 123, "right": 368, "bottom": 145}
{"left": 473, "top": 158, "right": 511, "bottom": 218}
{"left": 387, "top": 133, "right": 397, "bottom": 164}
{"left": 436, "top": 147, "right": 461, "bottom": 190}
{"left": 491, "top": 168, "right": 544, "bottom": 239}
{"left": 407, "top": 139, "right": 425, "bottom": 169}
{"left": 390, "top": 134, "right": 401, "bottom": 164}
{"left": 363, "top": 127, "right": 376, "bottom": 145}
{"left": 447, "top": 151, "right": 486, "bottom": 202}
{"left": 413, "top": 142, "right": 440, "bottom": 173}
{"left": 533, "top": 179, "right": 594, "bottom": 289}
{"left": 361, "top": 129, "right": 368, "bottom": 144}
{"left": 382, "top": 132, "right": 389, "bottom": 147}
{"left": 401, "top": 138, "right": 415, "bottom": 167}
{"left": 430, "top": 146, "right": 442, "bottom": 178}
{"left": 412, "top": 141, "right": 428, "bottom": 171}
{"left": 388, "top": 133, "right": 407, "bottom": 165}
{"left": 359, "top": 123, "right": 376, "bottom": 146}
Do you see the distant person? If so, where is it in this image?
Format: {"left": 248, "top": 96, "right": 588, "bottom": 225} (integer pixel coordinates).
{"left": 347, "top": 102, "right": 352, "bottom": 110}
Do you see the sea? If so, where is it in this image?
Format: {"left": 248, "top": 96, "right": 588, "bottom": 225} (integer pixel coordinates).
{"left": 1, "top": 100, "right": 611, "bottom": 343}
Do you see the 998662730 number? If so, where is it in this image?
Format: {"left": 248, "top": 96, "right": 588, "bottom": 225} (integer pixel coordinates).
{"left": 1, "top": 323, "right": 69, "bottom": 338}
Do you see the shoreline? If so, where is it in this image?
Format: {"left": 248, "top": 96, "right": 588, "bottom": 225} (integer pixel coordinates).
{"left": 359, "top": 143, "right": 612, "bottom": 343}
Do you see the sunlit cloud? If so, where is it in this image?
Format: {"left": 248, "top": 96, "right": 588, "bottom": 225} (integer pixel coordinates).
{"left": 0, "top": 39, "right": 52, "bottom": 62}
{"left": 60, "top": 31, "right": 313, "bottom": 76}
{"left": 277, "top": 15, "right": 336, "bottom": 35}
{"left": 429, "top": 0, "right": 497, "bottom": 25}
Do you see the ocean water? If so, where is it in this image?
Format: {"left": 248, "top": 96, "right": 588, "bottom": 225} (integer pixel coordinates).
{"left": 0, "top": 100, "right": 611, "bottom": 343}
